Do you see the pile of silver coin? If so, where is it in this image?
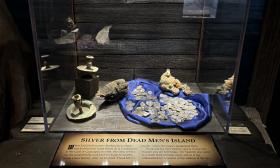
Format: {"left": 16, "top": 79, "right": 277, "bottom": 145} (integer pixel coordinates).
{"left": 125, "top": 101, "right": 135, "bottom": 111}
{"left": 126, "top": 100, "right": 168, "bottom": 122}
{"left": 126, "top": 85, "right": 199, "bottom": 124}
{"left": 131, "top": 85, "right": 156, "bottom": 100}
{"left": 160, "top": 94, "right": 199, "bottom": 123}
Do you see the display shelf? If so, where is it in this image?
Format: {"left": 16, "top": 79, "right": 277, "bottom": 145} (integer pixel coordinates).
{"left": 49, "top": 81, "right": 224, "bottom": 133}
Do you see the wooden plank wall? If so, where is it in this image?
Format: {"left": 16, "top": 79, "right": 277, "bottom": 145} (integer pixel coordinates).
{"left": 75, "top": 0, "right": 196, "bottom": 81}
{"left": 32, "top": 0, "right": 259, "bottom": 82}
{"left": 75, "top": 0, "right": 247, "bottom": 82}
{"left": 199, "top": 0, "right": 248, "bottom": 82}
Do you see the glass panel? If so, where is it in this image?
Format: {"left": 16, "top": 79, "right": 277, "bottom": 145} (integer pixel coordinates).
{"left": 28, "top": 0, "right": 249, "bottom": 133}
{"left": 29, "top": 0, "right": 76, "bottom": 131}
{"left": 198, "top": 0, "right": 249, "bottom": 131}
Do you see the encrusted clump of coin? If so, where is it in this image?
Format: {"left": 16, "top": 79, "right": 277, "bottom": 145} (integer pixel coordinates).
{"left": 160, "top": 94, "right": 199, "bottom": 123}
{"left": 131, "top": 85, "right": 157, "bottom": 100}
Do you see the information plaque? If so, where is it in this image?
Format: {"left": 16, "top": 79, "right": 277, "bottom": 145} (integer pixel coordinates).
{"left": 51, "top": 134, "right": 223, "bottom": 167}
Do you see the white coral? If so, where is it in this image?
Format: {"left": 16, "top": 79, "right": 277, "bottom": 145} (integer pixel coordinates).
{"left": 159, "top": 69, "right": 192, "bottom": 95}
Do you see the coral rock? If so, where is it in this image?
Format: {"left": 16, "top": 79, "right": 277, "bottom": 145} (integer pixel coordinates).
{"left": 159, "top": 69, "right": 192, "bottom": 95}
{"left": 217, "top": 75, "right": 234, "bottom": 94}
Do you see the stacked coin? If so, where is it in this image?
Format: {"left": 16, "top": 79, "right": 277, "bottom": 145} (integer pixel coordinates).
{"left": 131, "top": 85, "right": 156, "bottom": 100}
{"left": 159, "top": 94, "right": 199, "bottom": 123}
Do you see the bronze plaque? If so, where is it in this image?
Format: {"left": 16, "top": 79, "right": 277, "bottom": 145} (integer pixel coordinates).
{"left": 51, "top": 134, "right": 223, "bottom": 166}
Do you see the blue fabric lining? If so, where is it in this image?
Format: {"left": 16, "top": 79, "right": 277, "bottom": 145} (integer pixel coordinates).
{"left": 217, "top": 91, "right": 232, "bottom": 114}
{"left": 119, "top": 79, "right": 212, "bottom": 130}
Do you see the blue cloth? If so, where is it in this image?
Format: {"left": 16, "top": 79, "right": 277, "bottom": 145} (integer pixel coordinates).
{"left": 217, "top": 91, "right": 232, "bottom": 114}
{"left": 119, "top": 79, "right": 212, "bottom": 130}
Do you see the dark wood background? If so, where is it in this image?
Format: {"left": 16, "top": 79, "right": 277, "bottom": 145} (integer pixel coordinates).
{"left": 235, "top": 0, "right": 265, "bottom": 104}
{"left": 31, "top": 0, "right": 263, "bottom": 83}
{"left": 248, "top": 0, "right": 280, "bottom": 123}
{"left": 246, "top": 0, "right": 280, "bottom": 154}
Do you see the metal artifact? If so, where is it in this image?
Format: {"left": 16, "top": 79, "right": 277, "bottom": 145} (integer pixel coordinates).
{"left": 75, "top": 55, "right": 99, "bottom": 99}
{"left": 95, "top": 25, "right": 112, "bottom": 45}
{"left": 66, "top": 94, "right": 96, "bottom": 121}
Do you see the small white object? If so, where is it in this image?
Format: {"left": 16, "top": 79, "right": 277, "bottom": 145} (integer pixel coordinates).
{"left": 95, "top": 25, "right": 112, "bottom": 45}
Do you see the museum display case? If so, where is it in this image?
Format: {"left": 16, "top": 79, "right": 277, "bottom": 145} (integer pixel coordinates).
{"left": 27, "top": 0, "right": 250, "bottom": 133}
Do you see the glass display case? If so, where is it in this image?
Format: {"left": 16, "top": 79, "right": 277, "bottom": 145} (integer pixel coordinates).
{"left": 27, "top": 0, "right": 249, "bottom": 133}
